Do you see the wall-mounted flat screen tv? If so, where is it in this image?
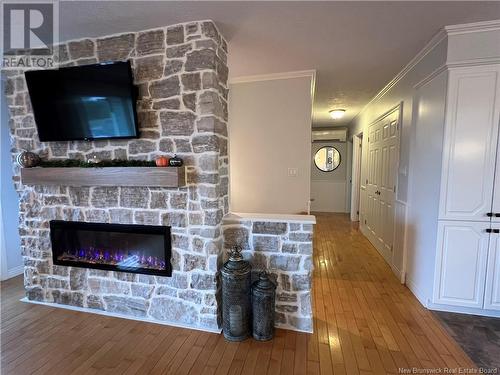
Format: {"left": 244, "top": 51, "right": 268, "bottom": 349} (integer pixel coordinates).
{"left": 25, "top": 61, "right": 139, "bottom": 142}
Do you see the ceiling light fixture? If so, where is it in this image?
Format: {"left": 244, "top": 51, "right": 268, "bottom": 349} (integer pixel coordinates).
{"left": 329, "top": 109, "right": 346, "bottom": 120}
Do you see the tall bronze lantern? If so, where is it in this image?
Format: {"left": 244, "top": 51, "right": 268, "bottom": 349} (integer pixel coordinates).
{"left": 221, "top": 246, "right": 252, "bottom": 341}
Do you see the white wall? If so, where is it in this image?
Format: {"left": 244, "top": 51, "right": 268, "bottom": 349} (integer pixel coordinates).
{"left": 228, "top": 75, "right": 313, "bottom": 214}
{"left": 350, "top": 31, "right": 448, "bottom": 300}
{"left": 352, "top": 35, "right": 448, "bottom": 204}
{"left": 351, "top": 22, "right": 500, "bottom": 306}
{"left": 405, "top": 71, "right": 447, "bottom": 300}
{"left": 0, "top": 78, "right": 22, "bottom": 280}
{"left": 310, "top": 141, "right": 349, "bottom": 212}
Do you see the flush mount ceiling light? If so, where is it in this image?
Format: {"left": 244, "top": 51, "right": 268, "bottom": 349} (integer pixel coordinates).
{"left": 329, "top": 109, "right": 346, "bottom": 120}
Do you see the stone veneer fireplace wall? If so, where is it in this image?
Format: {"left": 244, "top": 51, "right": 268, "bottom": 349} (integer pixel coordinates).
{"left": 4, "top": 20, "right": 229, "bottom": 331}
{"left": 222, "top": 214, "right": 314, "bottom": 333}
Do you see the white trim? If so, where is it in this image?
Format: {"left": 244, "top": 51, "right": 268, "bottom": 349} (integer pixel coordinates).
{"left": 20, "top": 297, "right": 223, "bottom": 334}
{"left": 309, "top": 70, "right": 317, "bottom": 131}
{"left": 350, "top": 134, "right": 362, "bottom": 222}
{"left": 428, "top": 301, "right": 500, "bottom": 318}
{"left": 229, "top": 70, "right": 316, "bottom": 85}
{"left": 447, "top": 58, "right": 500, "bottom": 68}
{"left": 445, "top": 19, "right": 500, "bottom": 36}
{"left": 391, "top": 263, "right": 404, "bottom": 283}
{"left": 5, "top": 265, "right": 23, "bottom": 280}
{"left": 224, "top": 212, "right": 316, "bottom": 224}
{"left": 394, "top": 199, "right": 408, "bottom": 284}
{"left": 352, "top": 19, "right": 500, "bottom": 126}
{"left": 405, "top": 276, "right": 429, "bottom": 308}
{"left": 414, "top": 64, "right": 448, "bottom": 90}
{"left": 350, "top": 29, "right": 446, "bottom": 125}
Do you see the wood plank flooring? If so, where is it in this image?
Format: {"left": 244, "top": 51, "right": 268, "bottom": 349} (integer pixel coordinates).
{"left": 1, "top": 213, "right": 477, "bottom": 374}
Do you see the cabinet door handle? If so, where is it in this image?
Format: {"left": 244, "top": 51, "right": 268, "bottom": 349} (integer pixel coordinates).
{"left": 486, "top": 228, "right": 493, "bottom": 233}
{"left": 495, "top": 213, "right": 500, "bottom": 217}
{"left": 487, "top": 212, "right": 494, "bottom": 217}
{"left": 494, "top": 229, "right": 500, "bottom": 234}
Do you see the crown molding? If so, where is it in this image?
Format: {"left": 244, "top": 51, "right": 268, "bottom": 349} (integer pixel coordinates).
{"left": 414, "top": 64, "right": 447, "bottom": 90}
{"left": 229, "top": 70, "right": 316, "bottom": 85}
{"left": 350, "top": 19, "right": 500, "bottom": 126}
{"left": 445, "top": 19, "right": 500, "bottom": 36}
{"left": 349, "top": 28, "right": 447, "bottom": 125}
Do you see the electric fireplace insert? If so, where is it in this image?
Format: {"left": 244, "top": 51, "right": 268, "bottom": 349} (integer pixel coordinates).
{"left": 50, "top": 220, "right": 172, "bottom": 276}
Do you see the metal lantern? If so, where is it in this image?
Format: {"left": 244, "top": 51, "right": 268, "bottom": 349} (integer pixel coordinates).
{"left": 221, "top": 246, "right": 252, "bottom": 341}
{"left": 251, "top": 271, "right": 277, "bottom": 341}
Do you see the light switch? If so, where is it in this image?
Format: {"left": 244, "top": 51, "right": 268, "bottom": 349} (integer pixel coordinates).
{"left": 288, "top": 168, "right": 298, "bottom": 177}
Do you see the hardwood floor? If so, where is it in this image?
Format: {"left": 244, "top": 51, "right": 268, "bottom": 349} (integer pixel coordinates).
{"left": 1, "top": 213, "right": 477, "bottom": 374}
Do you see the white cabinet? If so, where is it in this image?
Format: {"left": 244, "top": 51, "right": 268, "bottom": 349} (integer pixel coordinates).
{"left": 433, "top": 64, "right": 500, "bottom": 314}
{"left": 439, "top": 66, "right": 500, "bottom": 222}
{"left": 485, "top": 232, "right": 500, "bottom": 310}
{"left": 491, "top": 145, "right": 500, "bottom": 224}
{"left": 434, "top": 221, "right": 490, "bottom": 308}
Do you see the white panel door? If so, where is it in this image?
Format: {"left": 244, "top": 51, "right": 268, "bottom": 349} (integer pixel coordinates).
{"left": 485, "top": 229, "right": 500, "bottom": 310}
{"left": 364, "top": 108, "right": 399, "bottom": 262}
{"left": 434, "top": 221, "right": 490, "bottom": 308}
{"left": 366, "top": 121, "right": 381, "bottom": 242}
{"left": 439, "top": 66, "right": 500, "bottom": 222}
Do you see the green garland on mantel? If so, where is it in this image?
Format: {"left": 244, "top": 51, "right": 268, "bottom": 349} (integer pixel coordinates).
{"left": 39, "top": 159, "right": 157, "bottom": 168}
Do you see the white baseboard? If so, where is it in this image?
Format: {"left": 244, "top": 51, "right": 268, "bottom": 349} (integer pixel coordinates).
{"left": 405, "top": 276, "right": 429, "bottom": 308}
{"left": 20, "top": 297, "right": 222, "bottom": 334}
{"left": 428, "top": 302, "right": 500, "bottom": 318}
{"left": 390, "top": 263, "right": 405, "bottom": 284}
{"left": 1, "top": 265, "right": 23, "bottom": 281}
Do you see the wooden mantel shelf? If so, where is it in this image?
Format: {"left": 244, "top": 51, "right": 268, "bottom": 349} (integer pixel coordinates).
{"left": 21, "top": 167, "right": 186, "bottom": 188}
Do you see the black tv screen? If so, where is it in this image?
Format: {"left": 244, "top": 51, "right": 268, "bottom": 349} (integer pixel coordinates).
{"left": 25, "top": 61, "right": 139, "bottom": 142}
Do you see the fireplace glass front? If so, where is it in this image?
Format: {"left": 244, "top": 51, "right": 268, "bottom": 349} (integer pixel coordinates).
{"left": 50, "top": 220, "right": 172, "bottom": 276}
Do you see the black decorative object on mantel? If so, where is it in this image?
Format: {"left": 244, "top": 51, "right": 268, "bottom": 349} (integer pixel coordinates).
{"left": 168, "top": 154, "right": 183, "bottom": 167}
{"left": 252, "top": 271, "right": 277, "bottom": 341}
{"left": 221, "top": 246, "right": 252, "bottom": 341}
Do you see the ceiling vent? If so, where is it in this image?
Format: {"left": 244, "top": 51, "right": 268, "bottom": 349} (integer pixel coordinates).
{"left": 312, "top": 128, "right": 348, "bottom": 142}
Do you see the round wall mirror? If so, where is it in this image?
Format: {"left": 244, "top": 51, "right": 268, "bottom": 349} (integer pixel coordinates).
{"left": 314, "top": 146, "right": 341, "bottom": 172}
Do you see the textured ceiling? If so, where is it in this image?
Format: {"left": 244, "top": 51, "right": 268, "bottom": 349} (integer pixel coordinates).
{"left": 59, "top": 1, "right": 500, "bottom": 127}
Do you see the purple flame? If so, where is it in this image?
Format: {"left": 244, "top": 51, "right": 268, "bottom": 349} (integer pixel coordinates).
{"left": 58, "top": 247, "right": 166, "bottom": 271}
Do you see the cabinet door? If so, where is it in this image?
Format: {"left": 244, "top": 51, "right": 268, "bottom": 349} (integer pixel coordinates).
{"left": 439, "top": 66, "right": 500, "bottom": 222}
{"left": 485, "top": 231, "right": 500, "bottom": 310}
{"left": 434, "top": 221, "right": 490, "bottom": 308}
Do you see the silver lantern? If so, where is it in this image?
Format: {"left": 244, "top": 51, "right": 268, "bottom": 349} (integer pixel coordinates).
{"left": 221, "top": 246, "right": 252, "bottom": 341}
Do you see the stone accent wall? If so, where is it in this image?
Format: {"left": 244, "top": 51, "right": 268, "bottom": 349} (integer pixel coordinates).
{"left": 4, "top": 20, "right": 229, "bottom": 331}
{"left": 222, "top": 217, "right": 314, "bottom": 332}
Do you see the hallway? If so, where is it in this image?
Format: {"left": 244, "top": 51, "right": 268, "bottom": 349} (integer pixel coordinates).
{"left": 0, "top": 213, "right": 476, "bottom": 374}
{"left": 310, "top": 213, "right": 476, "bottom": 374}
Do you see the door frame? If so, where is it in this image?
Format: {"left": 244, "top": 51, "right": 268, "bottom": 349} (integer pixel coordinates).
{"left": 360, "top": 103, "right": 403, "bottom": 266}
{"left": 350, "top": 133, "right": 363, "bottom": 221}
